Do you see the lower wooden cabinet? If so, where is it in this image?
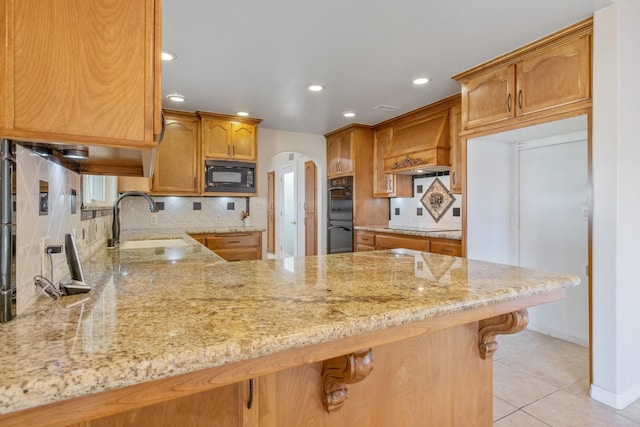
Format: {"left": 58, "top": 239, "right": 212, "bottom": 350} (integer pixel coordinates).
{"left": 354, "top": 230, "right": 462, "bottom": 256}
{"left": 430, "top": 238, "right": 463, "bottom": 257}
{"left": 190, "top": 232, "right": 263, "bottom": 261}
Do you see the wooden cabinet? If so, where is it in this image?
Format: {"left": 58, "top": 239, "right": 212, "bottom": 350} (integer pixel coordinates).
{"left": 326, "top": 130, "right": 353, "bottom": 178}
{"left": 205, "top": 232, "right": 262, "bottom": 261}
{"left": 151, "top": 111, "right": 200, "bottom": 195}
{"left": 375, "top": 234, "right": 430, "bottom": 252}
{"left": 355, "top": 229, "right": 462, "bottom": 256}
{"left": 199, "top": 112, "right": 261, "bottom": 161}
{"left": 0, "top": 0, "right": 162, "bottom": 148}
{"left": 304, "top": 161, "right": 317, "bottom": 256}
{"left": 449, "top": 102, "right": 463, "bottom": 194}
{"left": 373, "top": 127, "right": 412, "bottom": 198}
{"left": 355, "top": 231, "right": 375, "bottom": 251}
{"left": 430, "top": 238, "right": 463, "bottom": 257}
{"left": 325, "top": 125, "right": 388, "bottom": 227}
{"left": 267, "top": 171, "right": 276, "bottom": 254}
{"left": 454, "top": 19, "right": 592, "bottom": 134}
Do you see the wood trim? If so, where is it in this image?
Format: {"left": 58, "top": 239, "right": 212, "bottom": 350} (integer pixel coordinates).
{"left": 323, "top": 123, "right": 372, "bottom": 138}
{"left": 321, "top": 349, "right": 374, "bottom": 413}
{"left": 373, "top": 94, "right": 459, "bottom": 131}
{"left": 153, "top": 0, "right": 162, "bottom": 137}
{"left": 478, "top": 309, "right": 529, "bottom": 359}
{"left": 0, "top": 290, "right": 564, "bottom": 427}
{"left": 0, "top": 129, "right": 157, "bottom": 150}
{"left": 452, "top": 17, "right": 593, "bottom": 82}
{"left": 196, "top": 110, "right": 263, "bottom": 126}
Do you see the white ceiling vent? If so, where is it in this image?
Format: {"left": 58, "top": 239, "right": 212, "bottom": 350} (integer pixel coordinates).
{"left": 375, "top": 105, "right": 399, "bottom": 112}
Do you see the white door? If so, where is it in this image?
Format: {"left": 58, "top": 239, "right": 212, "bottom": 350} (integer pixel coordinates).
{"left": 519, "top": 138, "right": 589, "bottom": 344}
{"left": 281, "top": 164, "right": 297, "bottom": 257}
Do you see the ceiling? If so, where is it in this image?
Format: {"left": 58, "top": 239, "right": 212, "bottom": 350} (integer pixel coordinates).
{"left": 162, "top": 0, "right": 611, "bottom": 136}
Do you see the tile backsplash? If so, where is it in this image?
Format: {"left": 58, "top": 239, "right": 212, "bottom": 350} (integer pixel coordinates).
{"left": 119, "top": 196, "right": 249, "bottom": 230}
{"left": 15, "top": 145, "right": 110, "bottom": 314}
{"left": 388, "top": 174, "right": 462, "bottom": 230}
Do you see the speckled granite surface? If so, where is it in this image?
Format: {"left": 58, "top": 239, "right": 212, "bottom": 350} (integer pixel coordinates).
{"left": 0, "top": 233, "right": 578, "bottom": 414}
{"left": 354, "top": 225, "right": 462, "bottom": 240}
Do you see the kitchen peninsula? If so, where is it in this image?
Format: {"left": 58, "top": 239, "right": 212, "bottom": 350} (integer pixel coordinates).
{"left": 0, "top": 232, "right": 579, "bottom": 426}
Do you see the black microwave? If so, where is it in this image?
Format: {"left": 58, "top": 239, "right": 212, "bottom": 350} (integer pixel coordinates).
{"left": 204, "top": 160, "right": 255, "bottom": 193}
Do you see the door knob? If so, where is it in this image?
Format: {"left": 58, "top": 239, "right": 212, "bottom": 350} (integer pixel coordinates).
{"left": 291, "top": 221, "right": 297, "bottom": 225}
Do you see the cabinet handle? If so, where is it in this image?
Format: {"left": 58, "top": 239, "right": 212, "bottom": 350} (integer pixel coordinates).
{"left": 247, "top": 379, "right": 254, "bottom": 409}
{"left": 387, "top": 177, "right": 392, "bottom": 192}
{"left": 507, "top": 93, "right": 512, "bottom": 112}
{"left": 441, "top": 248, "right": 452, "bottom": 253}
{"left": 233, "top": 145, "right": 235, "bottom": 156}
{"left": 228, "top": 240, "right": 241, "bottom": 243}
{"left": 518, "top": 90, "right": 523, "bottom": 110}
{"left": 452, "top": 171, "right": 456, "bottom": 185}
{"left": 227, "top": 144, "right": 231, "bottom": 156}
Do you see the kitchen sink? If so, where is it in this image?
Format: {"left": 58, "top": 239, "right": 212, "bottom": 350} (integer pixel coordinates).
{"left": 119, "top": 239, "right": 189, "bottom": 249}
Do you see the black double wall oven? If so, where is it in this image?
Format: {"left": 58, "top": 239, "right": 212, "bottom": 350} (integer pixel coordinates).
{"left": 327, "top": 176, "right": 353, "bottom": 254}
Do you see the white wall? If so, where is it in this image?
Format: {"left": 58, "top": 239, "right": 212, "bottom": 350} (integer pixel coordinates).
{"left": 591, "top": 0, "right": 640, "bottom": 409}
{"left": 519, "top": 138, "right": 589, "bottom": 345}
{"left": 466, "top": 140, "right": 513, "bottom": 264}
{"left": 256, "top": 128, "right": 327, "bottom": 255}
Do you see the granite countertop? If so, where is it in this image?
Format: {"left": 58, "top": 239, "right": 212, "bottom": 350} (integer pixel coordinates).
{"left": 354, "top": 225, "right": 462, "bottom": 240}
{"left": 0, "top": 232, "right": 578, "bottom": 414}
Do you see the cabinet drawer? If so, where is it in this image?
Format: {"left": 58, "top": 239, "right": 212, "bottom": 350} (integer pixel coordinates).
{"left": 206, "top": 233, "right": 260, "bottom": 249}
{"left": 375, "top": 234, "right": 429, "bottom": 252}
{"left": 356, "top": 232, "right": 375, "bottom": 246}
{"left": 356, "top": 244, "right": 375, "bottom": 252}
{"left": 430, "top": 240, "right": 462, "bottom": 257}
{"left": 213, "top": 248, "right": 260, "bottom": 262}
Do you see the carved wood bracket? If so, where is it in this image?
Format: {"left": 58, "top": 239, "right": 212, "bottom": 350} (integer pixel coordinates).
{"left": 478, "top": 309, "right": 529, "bottom": 359}
{"left": 321, "top": 348, "right": 374, "bottom": 413}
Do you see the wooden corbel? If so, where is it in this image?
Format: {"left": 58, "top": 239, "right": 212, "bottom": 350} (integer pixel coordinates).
{"left": 321, "top": 348, "right": 374, "bottom": 413}
{"left": 478, "top": 309, "right": 529, "bottom": 359}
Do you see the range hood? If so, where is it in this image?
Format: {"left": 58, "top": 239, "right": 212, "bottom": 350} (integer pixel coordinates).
{"left": 21, "top": 143, "right": 156, "bottom": 177}
{"left": 382, "top": 108, "right": 452, "bottom": 175}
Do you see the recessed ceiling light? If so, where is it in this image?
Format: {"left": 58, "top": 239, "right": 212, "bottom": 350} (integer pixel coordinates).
{"left": 166, "top": 93, "right": 185, "bottom": 102}
{"left": 343, "top": 111, "right": 356, "bottom": 118}
{"left": 413, "top": 77, "right": 430, "bottom": 85}
{"left": 161, "top": 51, "right": 177, "bottom": 61}
{"left": 307, "top": 84, "right": 324, "bottom": 92}
{"left": 237, "top": 111, "right": 249, "bottom": 117}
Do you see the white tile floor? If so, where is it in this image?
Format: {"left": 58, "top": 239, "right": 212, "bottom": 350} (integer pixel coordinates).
{"left": 493, "top": 330, "right": 640, "bottom": 426}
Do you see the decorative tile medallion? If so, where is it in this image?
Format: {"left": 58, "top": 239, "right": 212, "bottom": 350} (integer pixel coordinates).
{"left": 420, "top": 177, "right": 455, "bottom": 223}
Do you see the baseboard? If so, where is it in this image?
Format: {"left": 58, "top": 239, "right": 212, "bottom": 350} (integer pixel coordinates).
{"left": 527, "top": 323, "right": 589, "bottom": 347}
{"left": 590, "top": 383, "right": 640, "bottom": 409}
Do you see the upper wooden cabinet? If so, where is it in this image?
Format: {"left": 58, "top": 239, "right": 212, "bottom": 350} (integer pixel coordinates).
{"left": 454, "top": 18, "right": 592, "bottom": 134}
{"left": 448, "top": 102, "right": 463, "bottom": 194}
{"left": 373, "top": 127, "right": 412, "bottom": 198}
{"left": 199, "top": 112, "right": 261, "bottom": 161}
{"left": 326, "top": 130, "right": 354, "bottom": 178}
{"left": 152, "top": 111, "right": 200, "bottom": 195}
{"left": 324, "top": 125, "right": 388, "bottom": 226}
{"left": 0, "top": 0, "right": 162, "bottom": 148}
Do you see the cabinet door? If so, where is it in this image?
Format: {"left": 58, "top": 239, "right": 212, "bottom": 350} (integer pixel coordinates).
{"left": 375, "top": 234, "right": 430, "bottom": 252}
{"left": 373, "top": 128, "right": 412, "bottom": 198}
{"left": 267, "top": 171, "right": 276, "bottom": 254}
{"left": 449, "top": 104, "right": 463, "bottom": 194}
{"left": 304, "top": 214, "right": 317, "bottom": 256}
{"left": 152, "top": 112, "right": 199, "bottom": 195}
{"left": 461, "top": 65, "right": 515, "bottom": 130}
{"left": 231, "top": 122, "right": 257, "bottom": 161}
{"left": 304, "top": 162, "right": 317, "bottom": 254}
{"left": 517, "top": 35, "right": 590, "bottom": 117}
{"left": 326, "top": 135, "right": 341, "bottom": 178}
{"left": 201, "top": 118, "right": 232, "bottom": 158}
{"left": 1, "top": 0, "right": 161, "bottom": 147}
{"left": 326, "top": 131, "right": 353, "bottom": 178}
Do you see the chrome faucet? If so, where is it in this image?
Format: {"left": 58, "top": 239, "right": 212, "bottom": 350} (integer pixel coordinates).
{"left": 111, "top": 191, "right": 157, "bottom": 244}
